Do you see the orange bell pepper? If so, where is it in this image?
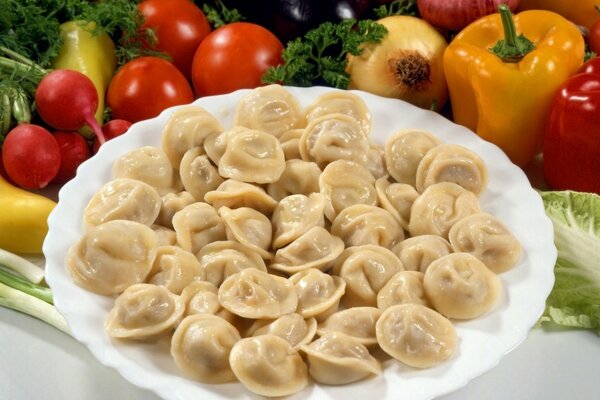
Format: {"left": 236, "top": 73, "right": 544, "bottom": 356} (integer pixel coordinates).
{"left": 518, "top": 0, "right": 599, "bottom": 30}
{"left": 443, "top": 5, "right": 584, "bottom": 167}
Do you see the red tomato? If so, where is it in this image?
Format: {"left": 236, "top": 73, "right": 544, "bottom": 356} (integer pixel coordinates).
{"left": 107, "top": 57, "right": 194, "bottom": 123}
{"left": 191, "top": 22, "right": 284, "bottom": 97}
{"left": 52, "top": 131, "right": 91, "bottom": 184}
{"left": 589, "top": 19, "right": 600, "bottom": 55}
{"left": 138, "top": 0, "right": 211, "bottom": 80}
{"left": 2, "top": 124, "right": 61, "bottom": 189}
{"left": 93, "top": 119, "right": 133, "bottom": 154}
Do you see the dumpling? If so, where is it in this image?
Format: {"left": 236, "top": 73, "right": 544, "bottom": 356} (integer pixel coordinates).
{"left": 105, "top": 283, "right": 184, "bottom": 340}
{"left": 229, "top": 335, "right": 309, "bottom": 397}
{"left": 179, "top": 147, "right": 223, "bottom": 201}
{"left": 375, "top": 177, "right": 419, "bottom": 230}
{"left": 289, "top": 268, "right": 346, "bottom": 320}
{"left": 408, "top": 182, "right": 481, "bottom": 238}
{"left": 171, "top": 314, "right": 241, "bottom": 383}
{"left": 196, "top": 240, "right": 267, "bottom": 287}
{"left": 234, "top": 84, "right": 305, "bottom": 137}
{"left": 218, "top": 129, "right": 286, "bottom": 184}
{"left": 246, "top": 313, "right": 317, "bottom": 349}
{"left": 203, "top": 126, "right": 248, "bottom": 165}
{"left": 278, "top": 129, "right": 303, "bottom": 160}
{"left": 151, "top": 224, "right": 178, "bottom": 246}
{"left": 155, "top": 191, "right": 196, "bottom": 229}
{"left": 218, "top": 206, "right": 273, "bottom": 259}
{"left": 377, "top": 271, "right": 429, "bottom": 310}
{"left": 304, "top": 91, "right": 371, "bottom": 135}
{"left": 113, "top": 146, "right": 178, "bottom": 195}
{"left": 67, "top": 220, "right": 157, "bottom": 295}
{"left": 424, "top": 253, "right": 501, "bottom": 319}
{"left": 384, "top": 129, "right": 441, "bottom": 186}
{"left": 271, "top": 193, "right": 326, "bottom": 250}
{"left": 301, "top": 332, "right": 381, "bottom": 385}
{"left": 299, "top": 113, "right": 369, "bottom": 168}
{"left": 83, "top": 178, "right": 161, "bottom": 227}
{"left": 218, "top": 269, "right": 298, "bottom": 319}
{"left": 376, "top": 304, "right": 457, "bottom": 368}
{"left": 416, "top": 143, "right": 489, "bottom": 195}
{"left": 333, "top": 245, "right": 404, "bottom": 307}
{"left": 269, "top": 226, "right": 345, "bottom": 274}
{"left": 319, "top": 160, "right": 377, "bottom": 222}
{"left": 161, "top": 106, "right": 223, "bottom": 168}
{"left": 331, "top": 205, "right": 404, "bottom": 249}
{"left": 317, "top": 307, "right": 381, "bottom": 346}
{"left": 180, "top": 280, "right": 221, "bottom": 315}
{"left": 205, "top": 179, "right": 277, "bottom": 215}
{"left": 391, "top": 235, "right": 453, "bottom": 273}
{"left": 366, "top": 143, "right": 387, "bottom": 179}
{"left": 147, "top": 246, "right": 201, "bottom": 294}
{"left": 448, "top": 212, "right": 522, "bottom": 273}
{"left": 172, "top": 202, "right": 226, "bottom": 255}
{"left": 267, "top": 159, "right": 321, "bottom": 202}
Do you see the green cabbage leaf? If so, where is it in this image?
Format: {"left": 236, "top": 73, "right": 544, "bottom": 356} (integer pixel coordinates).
{"left": 540, "top": 191, "right": 600, "bottom": 335}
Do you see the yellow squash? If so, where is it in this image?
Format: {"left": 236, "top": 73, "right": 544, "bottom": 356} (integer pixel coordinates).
{"left": 52, "top": 21, "right": 117, "bottom": 129}
{"left": 518, "top": 0, "right": 599, "bottom": 30}
{"left": 0, "top": 174, "right": 56, "bottom": 254}
{"left": 443, "top": 6, "right": 584, "bottom": 167}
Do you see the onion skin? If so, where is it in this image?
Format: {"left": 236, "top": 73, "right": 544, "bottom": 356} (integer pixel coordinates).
{"left": 417, "top": 0, "right": 521, "bottom": 31}
{"left": 347, "top": 16, "right": 448, "bottom": 111}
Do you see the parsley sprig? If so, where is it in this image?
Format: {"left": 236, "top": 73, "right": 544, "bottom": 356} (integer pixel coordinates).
{"left": 262, "top": 19, "right": 388, "bottom": 89}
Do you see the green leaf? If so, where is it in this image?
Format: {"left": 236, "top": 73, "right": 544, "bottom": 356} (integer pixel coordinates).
{"left": 540, "top": 191, "right": 600, "bottom": 335}
{"left": 373, "top": 0, "right": 418, "bottom": 18}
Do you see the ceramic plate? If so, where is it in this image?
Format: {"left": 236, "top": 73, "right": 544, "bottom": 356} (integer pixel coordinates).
{"left": 44, "top": 86, "right": 556, "bottom": 400}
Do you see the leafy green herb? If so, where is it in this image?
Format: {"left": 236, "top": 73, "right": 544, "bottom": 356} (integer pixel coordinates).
{"left": 374, "top": 0, "right": 419, "bottom": 18}
{"left": 262, "top": 19, "right": 388, "bottom": 89}
{"left": 202, "top": 0, "right": 245, "bottom": 29}
{"left": 0, "top": 0, "right": 63, "bottom": 68}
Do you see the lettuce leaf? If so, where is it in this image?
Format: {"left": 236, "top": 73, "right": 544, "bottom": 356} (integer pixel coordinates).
{"left": 539, "top": 191, "right": 600, "bottom": 335}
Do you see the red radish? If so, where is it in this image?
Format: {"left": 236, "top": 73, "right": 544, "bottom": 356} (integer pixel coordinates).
{"left": 52, "top": 131, "right": 92, "bottom": 183}
{"left": 93, "top": 119, "right": 133, "bottom": 153}
{"left": 2, "top": 124, "right": 61, "bottom": 189}
{"left": 35, "top": 69, "right": 106, "bottom": 145}
{"left": 417, "top": 0, "right": 521, "bottom": 31}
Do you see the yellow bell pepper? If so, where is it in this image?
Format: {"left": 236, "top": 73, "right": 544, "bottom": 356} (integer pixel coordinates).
{"left": 443, "top": 5, "right": 584, "bottom": 167}
{"left": 52, "top": 21, "right": 117, "bottom": 129}
{"left": 0, "top": 174, "right": 56, "bottom": 254}
{"left": 518, "top": 0, "right": 599, "bottom": 30}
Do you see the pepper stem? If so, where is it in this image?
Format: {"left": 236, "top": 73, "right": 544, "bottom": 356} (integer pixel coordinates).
{"left": 490, "top": 4, "right": 535, "bottom": 63}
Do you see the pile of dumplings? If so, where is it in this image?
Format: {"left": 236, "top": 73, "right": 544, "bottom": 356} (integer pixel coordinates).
{"left": 67, "top": 84, "right": 523, "bottom": 397}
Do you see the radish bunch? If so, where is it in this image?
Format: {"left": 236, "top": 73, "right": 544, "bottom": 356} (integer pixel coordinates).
{"left": 1, "top": 70, "right": 131, "bottom": 189}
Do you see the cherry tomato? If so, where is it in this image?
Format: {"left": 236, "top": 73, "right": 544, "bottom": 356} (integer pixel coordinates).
{"left": 138, "top": 0, "right": 211, "bottom": 80}
{"left": 191, "top": 22, "right": 284, "bottom": 97}
{"left": 2, "top": 124, "right": 61, "bottom": 189}
{"left": 107, "top": 57, "right": 194, "bottom": 123}
{"left": 52, "top": 131, "right": 91, "bottom": 184}
{"left": 588, "top": 18, "right": 600, "bottom": 55}
{"left": 93, "top": 119, "right": 133, "bottom": 154}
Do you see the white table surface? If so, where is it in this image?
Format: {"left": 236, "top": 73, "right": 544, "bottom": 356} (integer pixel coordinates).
{"left": 1, "top": 305, "right": 599, "bottom": 400}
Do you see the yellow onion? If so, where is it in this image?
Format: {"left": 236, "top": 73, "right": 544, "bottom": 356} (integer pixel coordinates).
{"left": 347, "top": 16, "right": 448, "bottom": 111}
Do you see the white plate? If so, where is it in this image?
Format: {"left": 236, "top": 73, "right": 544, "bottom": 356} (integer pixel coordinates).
{"left": 44, "top": 86, "right": 556, "bottom": 400}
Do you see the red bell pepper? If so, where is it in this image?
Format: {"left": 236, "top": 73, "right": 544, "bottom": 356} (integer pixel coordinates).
{"left": 543, "top": 57, "right": 600, "bottom": 194}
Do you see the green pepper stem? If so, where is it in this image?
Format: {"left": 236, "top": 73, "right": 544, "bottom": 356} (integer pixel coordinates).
{"left": 489, "top": 4, "right": 535, "bottom": 63}
{"left": 499, "top": 4, "right": 517, "bottom": 48}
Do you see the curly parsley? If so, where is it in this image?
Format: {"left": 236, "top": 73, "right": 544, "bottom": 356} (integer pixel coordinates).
{"left": 262, "top": 19, "right": 388, "bottom": 89}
